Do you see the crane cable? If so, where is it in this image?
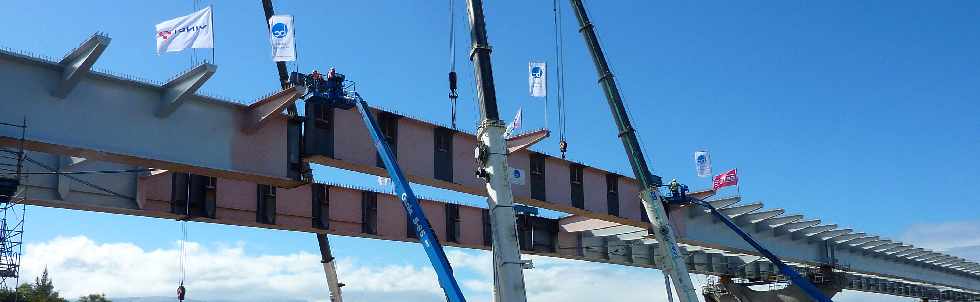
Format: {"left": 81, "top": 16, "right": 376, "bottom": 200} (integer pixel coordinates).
{"left": 553, "top": 0, "right": 569, "bottom": 158}
{"left": 448, "top": 0, "right": 459, "bottom": 129}
{"left": 178, "top": 220, "right": 188, "bottom": 301}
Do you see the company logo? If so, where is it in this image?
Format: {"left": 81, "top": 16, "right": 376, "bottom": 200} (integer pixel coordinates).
{"left": 512, "top": 169, "right": 522, "bottom": 179}
{"left": 272, "top": 22, "right": 288, "bottom": 38}
{"left": 158, "top": 25, "right": 208, "bottom": 41}
{"left": 530, "top": 66, "right": 543, "bottom": 78}
{"left": 696, "top": 154, "right": 706, "bottom": 165}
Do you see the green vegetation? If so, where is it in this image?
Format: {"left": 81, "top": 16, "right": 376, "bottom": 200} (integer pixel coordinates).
{"left": 0, "top": 268, "right": 110, "bottom": 302}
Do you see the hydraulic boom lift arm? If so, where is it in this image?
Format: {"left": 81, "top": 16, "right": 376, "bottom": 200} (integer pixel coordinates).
{"left": 692, "top": 199, "right": 833, "bottom": 302}
{"left": 353, "top": 95, "right": 467, "bottom": 302}
{"left": 291, "top": 71, "right": 466, "bottom": 302}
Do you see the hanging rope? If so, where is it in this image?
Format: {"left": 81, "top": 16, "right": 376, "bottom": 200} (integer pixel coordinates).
{"left": 448, "top": 0, "right": 459, "bottom": 129}
{"left": 553, "top": 0, "right": 569, "bottom": 158}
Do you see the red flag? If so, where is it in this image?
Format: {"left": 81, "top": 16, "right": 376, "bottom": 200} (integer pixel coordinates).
{"left": 712, "top": 169, "right": 738, "bottom": 190}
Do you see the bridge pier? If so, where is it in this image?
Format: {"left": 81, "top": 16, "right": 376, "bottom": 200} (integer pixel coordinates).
{"left": 703, "top": 276, "right": 843, "bottom": 302}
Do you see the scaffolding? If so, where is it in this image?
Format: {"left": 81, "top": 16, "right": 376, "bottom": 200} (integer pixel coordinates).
{"left": 0, "top": 119, "right": 27, "bottom": 290}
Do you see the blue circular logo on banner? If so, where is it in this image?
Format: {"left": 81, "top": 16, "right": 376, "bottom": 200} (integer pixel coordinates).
{"left": 513, "top": 169, "right": 522, "bottom": 178}
{"left": 530, "top": 66, "right": 543, "bottom": 78}
{"left": 272, "top": 23, "right": 288, "bottom": 38}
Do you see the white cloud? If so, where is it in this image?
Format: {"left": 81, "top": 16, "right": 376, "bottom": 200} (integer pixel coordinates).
{"left": 15, "top": 236, "right": 940, "bottom": 302}
{"left": 900, "top": 220, "right": 980, "bottom": 261}
{"left": 20, "top": 236, "right": 445, "bottom": 302}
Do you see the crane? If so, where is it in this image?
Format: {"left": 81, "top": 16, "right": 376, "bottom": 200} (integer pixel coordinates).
{"left": 568, "top": 0, "right": 834, "bottom": 301}
{"left": 289, "top": 69, "right": 467, "bottom": 302}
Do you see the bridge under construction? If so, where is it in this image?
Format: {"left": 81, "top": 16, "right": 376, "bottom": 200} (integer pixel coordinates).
{"left": 1, "top": 1, "right": 978, "bottom": 302}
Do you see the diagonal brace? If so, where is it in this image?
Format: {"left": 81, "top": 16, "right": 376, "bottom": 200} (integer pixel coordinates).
{"left": 156, "top": 63, "right": 217, "bottom": 117}
{"left": 243, "top": 85, "right": 306, "bottom": 133}
{"left": 52, "top": 34, "right": 110, "bottom": 98}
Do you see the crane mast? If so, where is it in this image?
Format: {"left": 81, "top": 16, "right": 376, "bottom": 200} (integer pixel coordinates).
{"left": 464, "top": 0, "right": 531, "bottom": 301}
{"left": 567, "top": 2, "right": 835, "bottom": 301}
{"left": 566, "top": 0, "right": 701, "bottom": 301}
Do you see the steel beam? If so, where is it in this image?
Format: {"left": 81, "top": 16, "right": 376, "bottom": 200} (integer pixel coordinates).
{"left": 588, "top": 225, "right": 643, "bottom": 237}
{"left": 52, "top": 34, "right": 110, "bottom": 98}
{"left": 759, "top": 214, "right": 803, "bottom": 227}
{"left": 0, "top": 47, "right": 299, "bottom": 187}
{"left": 794, "top": 224, "right": 838, "bottom": 237}
{"left": 774, "top": 219, "right": 820, "bottom": 234}
{"left": 855, "top": 239, "right": 892, "bottom": 249}
{"left": 830, "top": 232, "right": 866, "bottom": 243}
{"left": 15, "top": 156, "right": 978, "bottom": 297}
{"left": 734, "top": 208, "right": 783, "bottom": 225}
{"left": 813, "top": 228, "right": 852, "bottom": 240}
{"left": 718, "top": 202, "right": 763, "bottom": 217}
{"left": 156, "top": 63, "right": 217, "bottom": 118}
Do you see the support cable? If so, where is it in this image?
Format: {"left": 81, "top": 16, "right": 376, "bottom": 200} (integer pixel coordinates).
{"left": 448, "top": 0, "right": 459, "bottom": 129}
{"left": 553, "top": 0, "right": 569, "bottom": 158}
{"left": 177, "top": 219, "right": 188, "bottom": 301}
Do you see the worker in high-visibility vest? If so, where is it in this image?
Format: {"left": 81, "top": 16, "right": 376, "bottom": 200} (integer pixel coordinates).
{"left": 668, "top": 179, "right": 681, "bottom": 199}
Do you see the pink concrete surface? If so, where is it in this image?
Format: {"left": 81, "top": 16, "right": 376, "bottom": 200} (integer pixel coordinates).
{"left": 507, "top": 150, "right": 531, "bottom": 199}
{"left": 544, "top": 157, "right": 571, "bottom": 206}
{"left": 333, "top": 107, "right": 375, "bottom": 167}
{"left": 332, "top": 221, "right": 362, "bottom": 234}
{"left": 317, "top": 105, "right": 662, "bottom": 223}
{"left": 276, "top": 185, "right": 312, "bottom": 217}
{"left": 274, "top": 214, "right": 309, "bottom": 230}
{"left": 328, "top": 187, "right": 362, "bottom": 224}
{"left": 618, "top": 177, "right": 642, "bottom": 221}
{"left": 452, "top": 134, "right": 482, "bottom": 189}
{"left": 139, "top": 173, "right": 172, "bottom": 203}
{"left": 582, "top": 167, "right": 607, "bottom": 214}
{"left": 557, "top": 229, "right": 579, "bottom": 257}
{"left": 459, "top": 206, "right": 485, "bottom": 247}
{"left": 396, "top": 118, "right": 434, "bottom": 179}
{"left": 378, "top": 194, "right": 406, "bottom": 238}
{"left": 668, "top": 206, "right": 687, "bottom": 236}
{"left": 217, "top": 207, "right": 257, "bottom": 226}
{"left": 143, "top": 199, "right": 171, "bottom": 213}
{"left": 217, "top": 178, "right": 257, "bottom": 211}
{"left": 228, "top": 114, "right": 287, "bottom": 177}
{"left": 421, "top": 200, "right": 447, "bottom": 240}
{"left": 129, "top": 172, "right": 565, "bottom": 252}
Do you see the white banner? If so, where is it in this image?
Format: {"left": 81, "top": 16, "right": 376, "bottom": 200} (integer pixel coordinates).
{"left": 529, "top": 62, "right": 546, "bottom": 97}
{"left": 268, "top": 15, "right": 296, "bottom": 62}
{"left": 156, "top": 7, "right": 213, "bottom": 54}
{"left": 377, "top": 176, "right": 392, "bottom": 189}
{"left": 695, "top": 150, "right": 712, "bottom": 178}
{"left": 509, "top": 168, "right": 526, "bottom": 185}
{"left": 504, "top": 107, "right": 522, "bottom": 137}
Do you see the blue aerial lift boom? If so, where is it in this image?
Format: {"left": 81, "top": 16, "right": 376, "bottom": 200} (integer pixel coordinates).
{"left": 291, "top": 70, "right": 467, "bottom": 302}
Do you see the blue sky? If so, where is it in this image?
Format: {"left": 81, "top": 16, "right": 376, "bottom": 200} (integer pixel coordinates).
{"left": 2, "top": 1, "right": 978, "bottom": 301}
